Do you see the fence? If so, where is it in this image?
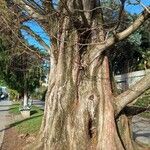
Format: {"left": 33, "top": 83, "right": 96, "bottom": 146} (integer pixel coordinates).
{"left": 114, "top": 69, "right": 150, "bottom": 91}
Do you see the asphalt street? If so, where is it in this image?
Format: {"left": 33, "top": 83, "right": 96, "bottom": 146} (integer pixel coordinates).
{"left": 132, "top": 115, "right": 150, "bottom": 146}
{"left": 0, "top": 100, "right": 12, "bottom": 148}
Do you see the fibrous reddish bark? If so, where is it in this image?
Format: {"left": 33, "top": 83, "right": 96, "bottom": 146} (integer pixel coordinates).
{"left": 4, "top": 1, "right": 150, "bottom": 150}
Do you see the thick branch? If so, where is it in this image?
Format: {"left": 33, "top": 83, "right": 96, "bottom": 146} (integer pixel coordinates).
{"left": 21, "top": 25, "right": 50, "bottom": 52}
{"left": 115, "top": 73, "right": 150, "bottom": 116}
{"left": 23, "top": 0, "right": 44, "bottom": 14}
{"left": 43, "top": 0, "right": 55, "bottom": 14}
{"left": 0, "top": 14, "right": 45, "bottom": 60}
{"left": 77, "top": 0, "right": 89, "bottom": 26}
{"left": 90, "top": 7, "right": 150, "bottom": 61}
{"left": 12, "top": 0, "right": 57, "bottom": 35}
{"left": 14, "top": 0, "right": 44, "bottom": 20}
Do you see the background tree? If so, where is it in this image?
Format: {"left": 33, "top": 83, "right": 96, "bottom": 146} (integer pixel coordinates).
{"left": 1, "top": 0, "right": 150, "bottom": 150}
{"left": 0, "top": 37, "right": 44, "bottom": 108}
{"left": 0, "top": 0, "right": 49, "bottom": 107}
{"left": 108, "top": 16, "right": 150, "bottom": 93}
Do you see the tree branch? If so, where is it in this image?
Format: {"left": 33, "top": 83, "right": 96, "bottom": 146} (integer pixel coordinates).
{"left": 21, "top": 25, "right": 50, "bottom": 52}
{"left": 90, "top": 7, "right": 150, "bottom": 62}
{"left": 136, "top": 0, "right": 150, "bottom": 13}
{"left": 77, "top": 0, "right": 89, "bottom": 26}
{"left": 43, "top": 0, "right": 55, "bottom": 14}
{"left": 14, "top": 0, "right": 44, "bottom": 20}
{"left": 23, "top": 0, "right": 44, "bottom": 14}
{"left": 0, "top": 14, "right": 46, "bottom": 60}
{"left": 115, "top": 73, "right": 150, "bottom": 116}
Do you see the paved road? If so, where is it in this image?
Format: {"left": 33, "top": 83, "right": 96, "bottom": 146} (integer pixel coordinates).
{"left": 132, "top": 115, "right": 150, "bottom": 146}
{"left": 0, "top": 100, "right": 12, "bottom": 148}
{"left": 32, "top": 99, "right": 45, "bottom": 110}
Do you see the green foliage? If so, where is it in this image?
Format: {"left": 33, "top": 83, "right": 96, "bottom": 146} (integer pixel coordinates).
{"left": 0, "top": 37, "right": 44, "bottom": 96}
{"left": 31, "top": 86, "right": 47, "bottom": 100}
{"left": 140, "top": 112, "right": 150, "bottom": 118}
{"left": 3, "top": 52, "right": 43, "bottom": 94}
{"left": 134, "top": 89, "right": 150, "bottom": 108}
{"left": 0, "top": 79, "right": 6, "bottom": 86}
{"left": 128, "top": 32, "right": 142, "bottom": 46}
{"left": 10, "top": 104, "right": 44, "bottom": 134}
{"left": 8, "top": 89, "right": 19, "bottom": 101}
{"left": 134, "top": 89, "right": 150, "bottom": 118}
{"left": 110, "top": 17, "right": 150, "bottom": 75}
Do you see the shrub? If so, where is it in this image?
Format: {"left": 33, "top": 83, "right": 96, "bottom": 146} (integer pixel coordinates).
{"left": 8, "top": 89, "right": 19, "bottom": 101}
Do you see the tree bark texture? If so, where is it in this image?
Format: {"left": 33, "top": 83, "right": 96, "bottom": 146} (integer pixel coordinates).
{"left": 13, "top": 1, "right": 150, "bottom": 150}
{"left": 23, "top": 90, "right": 28, "bottom": 108}
{"left": 30, "top": 17, "right": 125, "bottom": 150}
{"left": 35, "top": 55, "right": 124, "bottom": 150}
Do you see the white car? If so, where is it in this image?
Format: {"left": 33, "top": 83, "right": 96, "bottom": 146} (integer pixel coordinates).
{"left": 0, "top": 87, "right": 8, "bottom": 100}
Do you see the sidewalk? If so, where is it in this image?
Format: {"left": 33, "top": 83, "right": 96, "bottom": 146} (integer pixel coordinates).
{"left": 132, "top": 115, "right": 150, "bottom": 146}
{"left": 33, "top": 99, "right": 150, "bottom": 146}
{"left": 0, "top": 100, "right": 12, "bottom": 148}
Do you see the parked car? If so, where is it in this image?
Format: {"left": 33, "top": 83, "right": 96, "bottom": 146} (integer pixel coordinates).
{"left": 0, "top": 87, "right": 8, "bottom": 100}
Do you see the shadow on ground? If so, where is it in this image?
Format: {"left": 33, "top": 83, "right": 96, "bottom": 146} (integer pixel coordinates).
{"left": 0, "top": 107, "right": 43, "bottom": 133}
{"left": 9, "top": 114, "right": 43, "bottom": 128}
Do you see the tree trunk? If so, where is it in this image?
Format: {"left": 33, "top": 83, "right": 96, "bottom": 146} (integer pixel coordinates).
{"left": 117, "top": 112, "right": 150, "bottom": 150}
{"left": 24, "top": 6, "right": 132, "bottom": 150}
{"left": 20, "top": 1, "right": 150, "bottom": 149}
{"left": 117, "top": 114, "right": 135, "bottom": 150}
{"left": 26, "top": 52, "right": 126, "bottom": 150}
{"left": 23, "top": 90, "right": 28, "bottom": 108}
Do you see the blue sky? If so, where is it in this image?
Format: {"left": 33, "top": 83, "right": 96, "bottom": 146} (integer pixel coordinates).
{"left": 21, "top": 20, "right": 50, "bottom": 51}
{"left": 125, "top": 0, "right": 150, "bottom": 14}
{"left": 21, "top": 0, "right": 150, "bottom": 51}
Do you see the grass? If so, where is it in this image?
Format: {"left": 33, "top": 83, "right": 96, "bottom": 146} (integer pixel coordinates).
{"left": 134, "top": 89, "right": 150, "bottom": 118}
{"left": 9, "top": 103, "right": 44, "bottom": 134}
{"left": 140, "top": 112, "right": 150, "bottom": 118}
{"left": 9, "top": 89, "right": 149, "bottom": 134}
{"left": 9, "top": 103, "right": 20, "bottom": 115}
{"left": 135, "top": 95, "right": 150, "bottom": 108}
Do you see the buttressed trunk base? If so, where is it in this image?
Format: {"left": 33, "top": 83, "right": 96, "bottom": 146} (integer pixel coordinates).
{"left": 25, "top": 56, "right": 128, "bottom": 150}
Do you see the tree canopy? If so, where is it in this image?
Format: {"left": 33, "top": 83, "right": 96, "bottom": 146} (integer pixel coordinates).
{"left": 0, "top": 36, "right": 45, "bottom": 95}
